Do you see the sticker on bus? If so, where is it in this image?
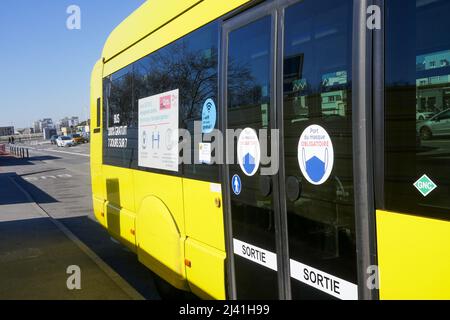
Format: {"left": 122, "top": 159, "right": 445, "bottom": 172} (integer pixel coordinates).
{"left": 231, "top": 175, "right": 242, "bottom": 196}
{"left": 237, "top": 128, "right": 261, "bottom": 177}
{"left": 413, "top": 174, "right": 437, "bottom": 197}
{"left": 233, "top": 239, "right": 357, "bottom": 300}
{"left": 298, "top": 125, "right": 334, "bottom": 185}
{"left": 233, "top": 239, "right": 277, "bottom": 271}
{"left": 290, "top": 259, "right": 358, "bottom": 300}
{"left": 202, "top": 98, "right": 217, "bottom": 134}
{"left": 199, "top": 142, "right": 212, "bottom": 164}
{"left": 138, "top": 89, "right": 179, "bottom": 172}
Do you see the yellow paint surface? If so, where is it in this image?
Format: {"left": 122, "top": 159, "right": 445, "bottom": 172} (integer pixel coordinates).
{"left": 377, "top": 210, "right": 450, "bottom": 300}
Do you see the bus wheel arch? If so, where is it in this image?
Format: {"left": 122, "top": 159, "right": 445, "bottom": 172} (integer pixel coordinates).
{"left": 135, "top": 195, "right": 188, "bottom": 291}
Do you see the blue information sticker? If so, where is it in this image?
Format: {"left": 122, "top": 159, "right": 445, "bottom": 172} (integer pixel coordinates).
{"left": 232, "top": 174, "right": 242, "bottom": 196}
{"left": 202, "top": 98, "right": 217, "bottom": 134}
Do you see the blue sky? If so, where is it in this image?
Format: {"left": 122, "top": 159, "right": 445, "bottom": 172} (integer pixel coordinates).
{"left": 0, "top": 0, "right": 145, "bottom": 129}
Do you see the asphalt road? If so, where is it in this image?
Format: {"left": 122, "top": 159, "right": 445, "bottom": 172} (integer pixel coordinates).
{"left": 0, "top": 141, "right": 165, "bottom": 300}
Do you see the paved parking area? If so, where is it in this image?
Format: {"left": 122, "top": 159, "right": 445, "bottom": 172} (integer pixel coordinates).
{"left": 0, "top": 146, "right": 163, "bottom": 300}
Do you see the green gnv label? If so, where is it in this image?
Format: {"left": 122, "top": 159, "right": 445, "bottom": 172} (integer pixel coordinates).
{"left": 413, "top": 175, "right": 437, "bottom": 197}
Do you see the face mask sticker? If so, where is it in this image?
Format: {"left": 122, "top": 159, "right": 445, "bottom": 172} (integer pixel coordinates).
{"left": 298, "top": 125, "right": 334, "bottom": 185}
{"left": 303, "top": 148, "right": 329, "bottom": 183}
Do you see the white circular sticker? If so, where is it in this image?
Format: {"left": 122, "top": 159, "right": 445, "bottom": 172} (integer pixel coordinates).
{"left": 237, "top": 128, "right": 261, "bottom": 177}
{"left": 298, "top": 125, "right": 334, "bottom": 185}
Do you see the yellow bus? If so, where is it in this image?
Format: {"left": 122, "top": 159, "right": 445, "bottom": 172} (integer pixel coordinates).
{"left": 90, "top": 0, "right": 450, "bottom": 300}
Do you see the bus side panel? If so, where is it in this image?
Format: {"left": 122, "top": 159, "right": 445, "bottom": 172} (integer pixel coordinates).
{"left": 134, "top": 171, "right": 188, "bottom": 290}
{"left": 183, "top": 179, "right": 226, "bottom": 299}
{"left": 377, "top": 210, "right": 450, "bottom": 299}
{"left": 183, "top": 179, "right": 225, "bottom": 251}
{"left": 105, "top": 202, "right": 136, "bottom": 252}
{"left": 185, "top": 238, "right": 226, "bottom": 300}
{"left": 90, "top": 60, "right": 106, "bottom": 227}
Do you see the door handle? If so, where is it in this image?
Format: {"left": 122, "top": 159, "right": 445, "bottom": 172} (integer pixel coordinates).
{"left": 259, "top": 176, "right": 272, "bottom": 197}
{"left": 286, "top": 176, "right": 302, "bottom": 202}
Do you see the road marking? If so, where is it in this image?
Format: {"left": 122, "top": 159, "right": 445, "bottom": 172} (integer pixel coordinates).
{"left": 28, "top": 147, "right": 90, "bottom": 158}
{"left": 24, "top": 174, "right": 73, "bottom": 181}
{"left": 9, "top": 177, "right": 144, "bottom": 301}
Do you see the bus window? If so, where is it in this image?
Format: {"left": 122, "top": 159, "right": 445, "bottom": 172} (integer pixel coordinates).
{"left": 103, "top": 65, "right": 134, "bottom": 168}
{"left": 103, "top": 22, "right": 220, "bottom": 182}
{"left": 385, "top": 0, "right": 450, "bottom": 219}
{"left": 283, "top": 0, "right": 357, "bottom": 300}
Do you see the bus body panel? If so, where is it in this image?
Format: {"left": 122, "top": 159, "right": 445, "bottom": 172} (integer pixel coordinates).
{"left": 183, "top": 178, "right": 227, "bottom": 299}
{"left": 133, "top": 170, "right": 187, "bottom": 289}
{"left": 377, "top": 210, "right": 450, "bottom": 300}
{"left": 90, "top": 60, "right": 106, "bottom": 227}
{"left": 135, "top": 192, "right": 187, "bottom": 290}
{"left": 185, "top": 238, "right": 227, "bottom": 300}
{"left": 102, "top": 0, "right": 202, "bottom": 62}
{"left": 105, "top": 203, "right": 137, "bottom": 253}
{"left": 103, "top": 0, "right": 251, "bottom": 77}
{"left": 103, "top": 166, "right": 136, "bottom": 213}
{"left": 183, "top": 178, "right": 225, "bottom": 252}
{"left": 93, "top": 197, "right": 106, "bottom": 229}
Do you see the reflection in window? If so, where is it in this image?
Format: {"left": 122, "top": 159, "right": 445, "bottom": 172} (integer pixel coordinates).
{"left": 386, "top": 0, "right": 450, "bottom": 219}
{"left": 228, "top": 17, "right": 271, "bottom": 130}
{"left": 283, "top": 0, "right": 356, "bottom": 298}
{"left": 102, "top": 22, "right": 220, "bottom": 181}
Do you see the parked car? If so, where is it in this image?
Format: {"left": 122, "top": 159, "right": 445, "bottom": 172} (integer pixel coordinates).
{"left": 416, "top": 111, "right": 435, "bottom": 121}
{"left": 56, "top": 136, "right": 75, "bottom": 147}
{"left": 417, "top": 108, "right": 450, "bottom": 140}
{"left": 69, "top": 133, "right": 88, "bottom": 144}
{"left": 50, "top": 135, "right": 59, "bottom": 145}
{"left": 81, "top": 132, "right": 90, "bottom": 143}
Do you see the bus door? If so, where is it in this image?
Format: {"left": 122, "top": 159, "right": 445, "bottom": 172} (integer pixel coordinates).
{"left": 222, "top": 0, "right": 360, "bottom": 300}
{"left": 222, "top": 4, "right": 281, "bottom": 299}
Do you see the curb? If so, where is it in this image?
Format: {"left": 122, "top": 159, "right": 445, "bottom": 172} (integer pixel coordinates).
{"left": 9, "top": 176, "right": 145, "bottom": 301}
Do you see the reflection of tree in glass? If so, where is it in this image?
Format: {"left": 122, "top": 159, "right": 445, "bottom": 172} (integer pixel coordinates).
{"left": 134, "top": 42, "right": 255, "bottom": 127}
{"left": 227, "top": 58, "right": 257, "bottom": 109}
{"left": 134, "top": 42, "right": 218, "bottom": 128}
{"left": 107, "top": 72, "right": 133, "bottom": 127}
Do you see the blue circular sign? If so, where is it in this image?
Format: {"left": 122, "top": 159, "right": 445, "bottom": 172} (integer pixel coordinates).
{"left": 231, "top": 174, "right": 242, "bottom": 196}
{"left": 202, "top": 99, "right": 217, "bottom": 134}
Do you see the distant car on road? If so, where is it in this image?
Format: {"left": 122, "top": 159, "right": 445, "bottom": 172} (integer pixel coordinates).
{"left": 56, "top": 136, "right": 75, "bottom": 147}
{"left": 417, "top": 108, "right": 450, "bottom": 140}
{"left": 70, "top": 133, "right": 88, "bottom": 144}
{"left": 50, "top": 135, "right": 59, "bottom": 145}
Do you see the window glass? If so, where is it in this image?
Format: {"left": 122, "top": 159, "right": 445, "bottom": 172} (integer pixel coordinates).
{"left": 227, "top": 16, "right": 277, "bottom": 299}
{"left": 385, "top": 0, "right": 450, "bottom": 219}
{"left": 103, "top": 22, "right": 220, "bottom": 182}
{"left": 134, "top": 22, "right": 219, "bottom": 181}
{"left": 283, "top": 0, "right": 356, "bottom": 299}
{"left": 103, "top": 65, "right": 134, "bottom": 168}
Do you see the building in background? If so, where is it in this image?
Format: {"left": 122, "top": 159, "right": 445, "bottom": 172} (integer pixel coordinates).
{"left": 33, "top": 118, "right": 54, "bottom": 133}
{"left": 33, "top": 121, "right": 41, "bottom": 133}
{"left": 0, "top": 126, "right": 15, "bottom": 137}
{"left": 58, "top": 116, "right": 79, "bottom": 129}
{"left": 40, "top": 118, "right": 54, "bottom": 132}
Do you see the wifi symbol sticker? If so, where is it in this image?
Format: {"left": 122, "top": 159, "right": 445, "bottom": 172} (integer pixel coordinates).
{"left": 202, "top": 98, "right": 217, "bottom": 134}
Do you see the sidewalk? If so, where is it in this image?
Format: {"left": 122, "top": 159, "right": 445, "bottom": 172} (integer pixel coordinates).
{"left": 0, "top": 163, "right": 141, "bottom": 300}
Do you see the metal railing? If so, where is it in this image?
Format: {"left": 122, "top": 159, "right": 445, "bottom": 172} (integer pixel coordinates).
{"left": 8, "top": 144, "right": 29, "bottom": 159}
